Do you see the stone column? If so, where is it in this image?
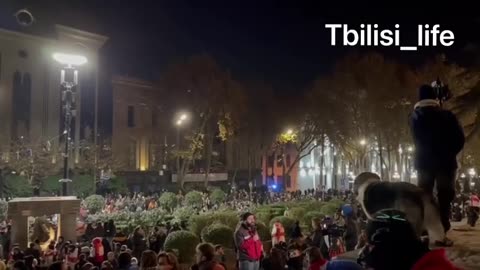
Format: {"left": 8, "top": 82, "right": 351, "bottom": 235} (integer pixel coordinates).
{"left": 60, "top": 213, "right": 77, "bottom": 243}
{"left": 10, "top": 215, "right": 28, "bottom": 249}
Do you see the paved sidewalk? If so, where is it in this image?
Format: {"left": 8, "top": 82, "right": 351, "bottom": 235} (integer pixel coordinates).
{"left": 336, "top": 220, "right": 480, "bottom": 269}
{"left": 445, "top": 220, "right": 480, "bottom": 269}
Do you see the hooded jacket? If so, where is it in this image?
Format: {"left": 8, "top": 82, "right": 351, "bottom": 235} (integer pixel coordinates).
{"left": 234, "top": 222, "right": 263, "bottom": 261}
{"left": 411, "top": 249, "right": 461, "bottom": 270}
{"left": 409, "top": 99, "right": 464, "bottom": 171}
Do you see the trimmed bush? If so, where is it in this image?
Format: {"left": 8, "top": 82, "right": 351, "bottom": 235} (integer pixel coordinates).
{"left": 159, "top": 192, "right": 178, "bottom": 212}
{"left": 164, "top": 230, "right": 200, "bottom": 263}
{"left": 210, "top": 189, "right": 226, "bottom": 205}
{"left": 189, "top": 211, "right": 239, "bottom": 237}
{"left": 255, "top": 211, "right": 272, "bottom": 225}
{"left": 269, "top": 216, "right": 296, "bottom": 237}
{"left": 256, "top": 221, "right": 270, "bottom": 242}
{"left": 0, "top": 200, "right": 7, "bottom": 221}
{"left": 185, "top": 190, "right": 203, "bottom": 208}
{"left": 284, "top": 207, "right": 306, "bottom": 221}
{"left": 329, "top": 199, "right": 345, "bottom": 209}
{"left": 303, "top": 201, "right": 326, "bottom": 212}
{"left": 5, "top": 175, "right": 31, "bottom": 197}
{"left": 84, "top": 195, "right": 105, "bottom": 214}
{"left": 320, "top": 203, "right": 339, "bottom": 217}
{"left": 201, "top": 223, "right": 234, "bottom": 248}
{"left": 302, "top": 211, "right": 325, "bottom": 229}
{"left": 173, "top": 206, "right": 196, "bottom": 223}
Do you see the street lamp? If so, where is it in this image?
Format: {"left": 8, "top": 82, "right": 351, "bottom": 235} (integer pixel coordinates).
{"left": 53, "top": 52, "right": 87, "bottom": 196}
{"left": 286, "top": 129, "right": 293, "bottom": 135}
{"left": 359, "top": 139, "right": 367, "bottom": 146}
{"left": 175, "top": 113, "right": 189, "bottom": 172}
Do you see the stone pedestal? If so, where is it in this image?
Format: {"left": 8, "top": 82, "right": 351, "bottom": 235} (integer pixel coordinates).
{"left": 8, "top": 196, "right": 81, "bottom": 249}
{"left": 60, "top": 213, "right": 78, "bottom": 243}
{"left": 9, "top": 214, "right": 28, "bottom": 247}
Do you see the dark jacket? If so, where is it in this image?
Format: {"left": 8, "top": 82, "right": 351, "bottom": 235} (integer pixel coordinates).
{"left": 104, "top": 221, "right": 116, "bottom": 238}
{"left": 234, "top": 223, "right": 262, "bottom": 262}
{"left": 409, "top": 100, "right": 464, "bottom": 171}
{"left": 308, "top": 229, "right": 329, "bottom": 259}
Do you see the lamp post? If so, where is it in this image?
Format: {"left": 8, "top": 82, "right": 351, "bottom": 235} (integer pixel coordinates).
{"left": 175, "top": 113, "right": 188, "bottom": 172}
{"left": 53, "top": 52, "right": 87, "bottom": 196}
{"left": 359, "top": 139, "right": 367, "bottom": 172}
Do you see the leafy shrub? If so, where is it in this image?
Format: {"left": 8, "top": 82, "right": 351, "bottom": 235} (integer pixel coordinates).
{"left": 329, "top": 198, "right": 345, "bottom": 208}
{"left": 189, "top": 211, "right": 239, "bottom": 236}
{"left": 302, "top": 211, "right": 325, "bottom": 229}
{"left": 0, "top": 200, "right": 7, "bottom": 221}
{"left": 5, "top": 175, "right": 31, "bottom": 197}
{"left": 84, "top": 195, "right": 105, "bottom": 214}
{"left": 256, "top": 221, "right": 270, "bottom": 242}
{"left": 164, "top": 230, "right": 200, "bottom": 263}
{"left": 303, "top": 201, "right": 325, "bottom": 212}
{"left": 255, "top": 211, "right": 272, "bottom": 225}
{"left": 185, "top": 190, "right": 203, "bottom": 208}
{"left": 210, "top": 189, "right": 226, "bottom": 205}
{"left": 201, "top": 223, "right": 234, "bottom": 248}
{"left": 284, "top": 207, "right": 306, "bottom": 221}
{"left": 269, "top": 216, "right": 296, "bottom": 237}
{"left": 320, "top": 203, "right": 340, "bottom": 217}
{"left": 173, "top": 206, "right": 196, "bottom": 224}
{"left": 159, "top": 192, "right": 178, "bottom": 212}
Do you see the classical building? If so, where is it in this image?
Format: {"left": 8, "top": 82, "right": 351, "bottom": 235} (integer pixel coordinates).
{"left": 111, "top": 76, "right": 167, "bottom": 171}
{"left": 0, "top": 24, "right": 107, "bottom": 164}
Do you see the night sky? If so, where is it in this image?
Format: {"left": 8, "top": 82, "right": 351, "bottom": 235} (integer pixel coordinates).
{"left": 1, "top": 1, "right": 480, "bottom": 132}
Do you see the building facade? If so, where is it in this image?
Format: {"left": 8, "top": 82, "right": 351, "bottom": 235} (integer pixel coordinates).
{"left": 111, "top": 76, "right": 168, "bottom": 171}
{"left": 0, "top": 24, "right": 107, "bottom": 164}
{"left": 262, "top": 144, "right": 299, "bottom": 191}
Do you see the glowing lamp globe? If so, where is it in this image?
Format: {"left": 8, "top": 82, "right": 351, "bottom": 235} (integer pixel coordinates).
{"left": 53, "top": 53, "right": 87, "bottom": 66}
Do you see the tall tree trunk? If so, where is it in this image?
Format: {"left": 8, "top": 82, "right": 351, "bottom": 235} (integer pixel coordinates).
{"left": 281, "top": 146, "right": 286, "bottom": 191}
{"left": 204, "top": 131, "right": 214, "bottom": 188}
{"left": 387, "top": 148, "right": 392, "bottom": 181}
{"left": 333, "top": 149, "right": 338, "bottom": 190}
{"left": 247, "top": 145, "right": 252, "bottom": 184}
{"left": 378, "top": 134, "right": 383, "bottom": 179}
{"left": 319, "top": 135, "right": 325, "bottom": 189}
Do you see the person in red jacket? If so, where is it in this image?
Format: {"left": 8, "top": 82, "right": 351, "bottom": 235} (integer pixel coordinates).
{"left": 234, "top": 212, "right": 263, "bottom": 270}
{"left": 358, "top": 209, "right": 461, "bottom": 270}
{"left": 305, "top": 246, "right": 328, "bottom": 270}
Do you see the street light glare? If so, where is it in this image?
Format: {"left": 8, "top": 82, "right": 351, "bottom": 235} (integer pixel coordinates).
{"left": 53, "top": 53, "right": 87, "bottom": 66}
{"left": 176, "top": 120, "right": 183, "bottom": 126}
{"left": 360, "top": 139, "right": 367, "bottom": 146}
{"left": 180, "top": 114, "right": 188, "bottom": 121}
{"left": 286, "top": 129, "right": 293, "bottom": 135}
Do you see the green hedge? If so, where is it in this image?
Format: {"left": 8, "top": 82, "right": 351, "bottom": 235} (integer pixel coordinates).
{"left": 284, "top": 207, "right": 306, "bottom": 221}
{"left": 201, "top": 223, "right": 234, "bottom": 248}
{"left": 320, "top": 203, "right": 340, "bottom": 217}
{"left": 302, "top": 211, "right": 325, "bottom": 229}
{"left": 210, "top": 189, "right": 226, "bottom": 205}
{"left": 256, "top": 221, "right": 270, "bottom": 242}
{"left": 185, "top": 190, "right": 203, "bottom": 208}
{"left": 255, "top": 211, "right": 272, "bottom": 225}
{"left": 164, "top": 230, "right": 200, "bottom": 263}
{"left": 269, "top": 216, "right": 296, "bottom": 237}
{"left": 4, "top": 175, "right": 31, "bottom": 197}
{"left": 173, "top": 206, "right": 196, "bottom": 223}
{"left": 84, "top": 195, "right": 105, "bottom": 214}
{"left": 159, "top": 192, "right": 178, "bottom": 212}
{"left": 189, "top": 211, "right": 239, "bottom": 237}
{"left": 0, "top": 200, "right": 6, "bottom": 221}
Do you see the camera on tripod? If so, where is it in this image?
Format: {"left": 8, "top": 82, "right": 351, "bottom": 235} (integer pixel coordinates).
{"left": 431, "top": 78, "right": 452, "bottom": 104}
